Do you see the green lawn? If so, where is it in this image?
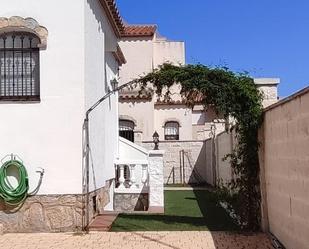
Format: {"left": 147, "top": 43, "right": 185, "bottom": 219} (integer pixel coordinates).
{"left": 111, "top": 190, "right": 240, "bottom": 231}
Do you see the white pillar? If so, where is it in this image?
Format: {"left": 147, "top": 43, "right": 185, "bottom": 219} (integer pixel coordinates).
{"left": 130, "top": 164, "right": 136, "bottom": 189}
{"left": 141, "top": 164, "right": 148, "bottom": 185}
{"left": 148, "top": 150, "right": 164, "bottom": 213}
{"left": 118, "top": 164, "right": 125, "bottom": 189}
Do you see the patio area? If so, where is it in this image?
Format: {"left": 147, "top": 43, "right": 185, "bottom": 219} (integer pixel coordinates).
{"left": 0, "top": 231, "right": 273, "bottom": 249}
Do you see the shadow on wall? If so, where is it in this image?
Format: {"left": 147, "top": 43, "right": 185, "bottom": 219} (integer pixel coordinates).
{"left": 164, "top": 141, "right": 209, "bottom": 186}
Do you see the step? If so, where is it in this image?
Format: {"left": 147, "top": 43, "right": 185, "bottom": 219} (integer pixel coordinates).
{"left": 88, "top": 211, "right": 119, "bottom": 232}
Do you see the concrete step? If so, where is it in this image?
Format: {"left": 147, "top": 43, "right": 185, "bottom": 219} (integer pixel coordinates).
{"left": 88, "top": 211, "right": 119, "bottom": 232}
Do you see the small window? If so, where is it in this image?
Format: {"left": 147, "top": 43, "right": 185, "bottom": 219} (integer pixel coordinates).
{"left": 119, "top": 119, "right": 135, "bottom": 142}
{"left": 119, "top": 120, "right": 134, "bottom": 131}
{"left": 0, "top": 32, "right": 40, "bottom": 101}
{"left": 164, "top": 121, "right": 179, "bottom": 140}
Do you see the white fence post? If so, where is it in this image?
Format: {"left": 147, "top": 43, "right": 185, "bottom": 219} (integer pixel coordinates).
{"left": 148, "top": 150, "right": 164, "bottom": 213}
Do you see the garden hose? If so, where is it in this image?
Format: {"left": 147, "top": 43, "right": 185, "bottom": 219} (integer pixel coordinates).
{"left": 0, "top": 159, "right": 29, "bottom": 206}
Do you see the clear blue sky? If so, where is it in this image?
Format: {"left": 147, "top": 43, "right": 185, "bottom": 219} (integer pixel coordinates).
{"left": 117, "top": 0, "right": 309, "bottom": 97}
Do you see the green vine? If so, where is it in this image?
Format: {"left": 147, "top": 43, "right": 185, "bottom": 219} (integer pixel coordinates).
{"left": 135, "top": 63, "right": 264, "bottom": 230}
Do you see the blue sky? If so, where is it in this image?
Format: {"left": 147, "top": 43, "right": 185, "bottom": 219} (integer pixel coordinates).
{"left": 117, "top": 0, "right": 309, "bottom": 97}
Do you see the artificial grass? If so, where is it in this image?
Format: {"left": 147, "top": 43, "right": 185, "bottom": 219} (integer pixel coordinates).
{"left": 111, "top": 190, "right": 240, "bottom": 231}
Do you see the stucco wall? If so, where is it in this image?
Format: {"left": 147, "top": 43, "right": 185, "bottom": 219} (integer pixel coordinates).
{"left": 119, "top": 99, "right": 155, "bottom": 141}
{"left": 84, "top": 0, "right": 119, "bottom": 192}
{"left": 153, "top": 39, "right": 185, "bottom": 67}
{"left": 215, "top": 131, "right": 234, "bottom": 185}
{"left": 118, "top": 37, "right": 153, "bottom": 85}
{"left": 0, "top": 0, "right": 85, "bottom": 194}
{"left": 154, "top": 104, "right": 193, "bottom": 141}
{"left": 259, "top": 87, "right": 309, "bottom": 249}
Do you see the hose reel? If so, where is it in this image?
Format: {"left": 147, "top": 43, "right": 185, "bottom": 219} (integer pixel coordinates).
{"left": 0, "top": 154, "right": 44, "bottom": 206}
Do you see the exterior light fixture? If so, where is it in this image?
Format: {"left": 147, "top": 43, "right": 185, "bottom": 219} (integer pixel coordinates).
{"left": 152, "top": 131, "right": 159, "bottom": 150}
{"left": 111, "top": 79, "right": 118, "bottom": 91}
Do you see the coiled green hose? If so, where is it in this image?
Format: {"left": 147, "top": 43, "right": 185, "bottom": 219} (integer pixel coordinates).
{"left": 0, "top": 160, "right": 29, "bottom": 206}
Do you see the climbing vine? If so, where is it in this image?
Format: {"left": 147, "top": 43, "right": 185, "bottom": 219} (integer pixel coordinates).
{"left": 134, "top": 63, "right": 264, "bottom": 230}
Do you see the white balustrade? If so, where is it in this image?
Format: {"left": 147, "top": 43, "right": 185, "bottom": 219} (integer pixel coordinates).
{"left": 115, "top": 162, "right": 149, "bottom": 193}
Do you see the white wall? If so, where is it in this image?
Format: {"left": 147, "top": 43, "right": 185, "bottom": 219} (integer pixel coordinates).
{"left": 119, "top": 37, "right": 154, "bottom": 85}
{"left": 0, "top": 0, "right": 85, "bottom": 194}
{"left": 153, "top": 39, "right": 185, "bottom": 67}
{"left": 119, "top": 99, "right": 155, "bottom": 140}
{"left": 84, "top": 0, "right": 119, "bottom": 192}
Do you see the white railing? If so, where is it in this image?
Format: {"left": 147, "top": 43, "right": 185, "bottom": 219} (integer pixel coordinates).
{"left": 115, "top": 162, "right": 149, "bottom": 193}
{"left": 115, "top": 137, "right": 150, "bottom": 193}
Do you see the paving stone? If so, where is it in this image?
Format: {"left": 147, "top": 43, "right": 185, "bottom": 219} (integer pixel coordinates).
{"left": 0, "top": 231, "right": 272, "bottom": 249}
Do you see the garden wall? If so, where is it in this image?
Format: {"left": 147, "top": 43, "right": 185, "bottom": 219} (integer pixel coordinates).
{"left": 142, "top": 140, "right": 208, "bottom": 185}
{"left": 259, "top": 87, "right": 309, "bottom": 249}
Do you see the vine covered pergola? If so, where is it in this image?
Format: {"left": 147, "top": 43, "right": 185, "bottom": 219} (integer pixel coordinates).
{"left": 134, "top": 63, "right": 264, "bottom": 230}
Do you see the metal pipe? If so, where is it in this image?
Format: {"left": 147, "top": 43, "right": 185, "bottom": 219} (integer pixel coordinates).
{"left": 82, "top": 79, "right": 135, "bottom": 231}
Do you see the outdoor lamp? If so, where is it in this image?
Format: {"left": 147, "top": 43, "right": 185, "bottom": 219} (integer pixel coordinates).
{"left": 111, "top": 79, "right": 118, "bottom": 91}
{"left": 152, "top": 131, "right": 159, "bottom": 150}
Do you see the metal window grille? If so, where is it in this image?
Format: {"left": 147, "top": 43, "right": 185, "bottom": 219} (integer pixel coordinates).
{"left": 164, "top": 121, "right": 179, "bottom": 140}
{"left": 0, "top": 32, "right": 40, "bottom": 101}
{"left": 119, "top": 119, "right": 135, "bottom": 142}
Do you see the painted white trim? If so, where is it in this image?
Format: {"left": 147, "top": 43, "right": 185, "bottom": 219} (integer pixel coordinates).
{"left": 119, "top": 136, "right": 149, "bottom": 155}
{"left": 114, "top": 186, "right": 149, "bottom": 194}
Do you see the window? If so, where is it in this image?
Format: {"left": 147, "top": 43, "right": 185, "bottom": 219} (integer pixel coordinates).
{"left": 119, "top": 119, "right": 135, "bottom": 142}
{"left": 164, "top": 121, "right": 179, "bottom": 140}
{"left": 0, "top": 32, "right": 40, "bottom": 101}
{"left": 119, "top": 120, "right": 135, "bottom": 131}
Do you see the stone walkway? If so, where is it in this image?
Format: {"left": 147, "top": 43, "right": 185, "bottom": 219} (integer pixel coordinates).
{"left": 0, "top": 231, "right": 273, "bottom": 249}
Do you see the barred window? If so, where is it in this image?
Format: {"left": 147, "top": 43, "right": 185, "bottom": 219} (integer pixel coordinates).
{"left": 119, "top": 120, "right": 134, "bottom": 131}
{"left": 164, "top": 121, "right": 179, "bottom": 140}
{"left": 0, "top": 32, "right": 40, "bottom": 101}
{"left": 119, "top": 119, "right": 135, "bottom": 142}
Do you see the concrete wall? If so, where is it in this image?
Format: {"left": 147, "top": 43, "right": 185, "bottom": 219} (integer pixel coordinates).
{"left": 215, "top": 131, "right": 234, "bottom": 185}
{"left": 259, "top": 87, "right": 309, "bottom": 249}
{"left": 0, "top": 0, "right": 85, "bottom": 194}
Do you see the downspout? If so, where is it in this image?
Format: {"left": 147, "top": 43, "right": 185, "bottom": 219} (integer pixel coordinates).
{"left": 82, "top": 79, "right": 134, "bottom": 231}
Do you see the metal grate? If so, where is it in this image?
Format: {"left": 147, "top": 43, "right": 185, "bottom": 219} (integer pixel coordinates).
{"left": 0, "top": 32, "right": 40, "bottom": 101}
{"left": 164, "top": 121, "right": 179, "bottom": 140}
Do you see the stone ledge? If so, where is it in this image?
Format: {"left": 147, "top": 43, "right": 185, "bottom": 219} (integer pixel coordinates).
{"left": 0, "top": 16, "right": 48, "bottom": 48}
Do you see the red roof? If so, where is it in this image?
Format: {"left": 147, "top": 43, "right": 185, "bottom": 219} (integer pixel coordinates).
{"left": 123, "top": 25, "right": 157, "bottom": 37}
{"left": 99, "top": 0, "right": 124, "bottom": 38}
{"left": 99, "top": 1, "right": 157, "bottom": 38}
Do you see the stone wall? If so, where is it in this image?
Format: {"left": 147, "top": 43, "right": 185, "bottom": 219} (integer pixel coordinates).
{"left": 114, "top": 193, "right": 148, "bottom": 212}
{"left": 259, "top": 87, "right": 309, "bottom": 249}
{"left": 0, "top": 185, "right": 110, "bottom": 233}
{"left": 0, "top": 194, "right": 83, "bottom": 233}
{"left": 142, "top": 141, "right": 207, "bottom": 185}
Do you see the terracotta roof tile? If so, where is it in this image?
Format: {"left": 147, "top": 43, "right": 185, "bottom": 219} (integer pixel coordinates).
{"left": 99, "top": 0, "right": 125, "bottom": 38}
{"left": 123, "top": 25, "right": 157, "bottom": 37}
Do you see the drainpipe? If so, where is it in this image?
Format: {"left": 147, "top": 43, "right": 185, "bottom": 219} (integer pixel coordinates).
{"left": 82, "top": 79, "right": 135, "bottom": 231}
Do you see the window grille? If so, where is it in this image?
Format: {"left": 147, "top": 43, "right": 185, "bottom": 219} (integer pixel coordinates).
{"left": 0, "top": 32, "right": 40, "bottom": 101}
{"left": 119, "top": 119, "right": 135, "bottom": 142}
{"left": 119, "top": 120, "right": 135, "bottom": 131}
{"left": 164, "top": 121, "right": 179, "bottom": 140}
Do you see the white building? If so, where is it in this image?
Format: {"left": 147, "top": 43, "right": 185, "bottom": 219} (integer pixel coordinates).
{"left": 0, "top": 0, "right": 164, "bottom": 233}
{"left": 118, "top": 27, "right": 280, "bottom": 143}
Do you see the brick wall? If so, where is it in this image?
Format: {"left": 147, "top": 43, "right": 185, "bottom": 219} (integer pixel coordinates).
{"left": 259, "top": 87, "right": 309, "bottom": 249}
